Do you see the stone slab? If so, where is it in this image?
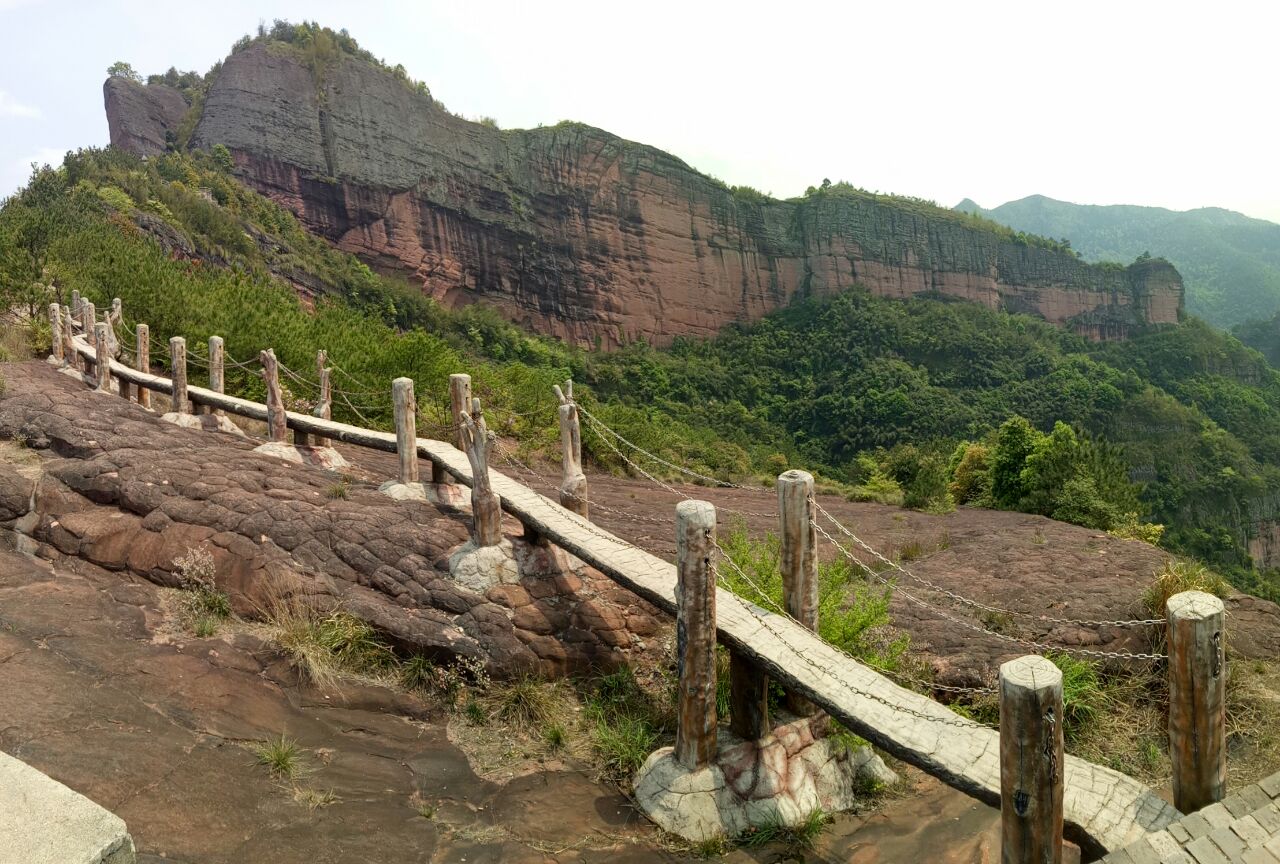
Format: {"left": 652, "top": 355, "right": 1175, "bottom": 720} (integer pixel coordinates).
{"left": 0, "top": 750, "right": 135, "bottom": 864}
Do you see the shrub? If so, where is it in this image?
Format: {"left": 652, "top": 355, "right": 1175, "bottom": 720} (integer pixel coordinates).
{"left": 173, "top": 545, "right": 230, "bottom": 632}
{"left": 211, "top": 144, "right": 235, "bottom": 174}
{"left": 95, "top": 185, "right": 135, "bottom": 213}
{"left": 717, "top": 523, "right": 907, "bottom": 671}
{"left": 948, "top": 441, "right": 991, "bottom": 506}
{"left": 1109, "top": 512, "right": 1165, "bottom": 545}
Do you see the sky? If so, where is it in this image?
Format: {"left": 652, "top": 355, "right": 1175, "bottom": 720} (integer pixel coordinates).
{"left": 2, "top": 0, "right": 1277, "bottom": 222}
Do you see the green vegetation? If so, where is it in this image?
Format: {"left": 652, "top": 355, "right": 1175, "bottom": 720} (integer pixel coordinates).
{"left": 581, "top": 667, "right": 670, "bottom": 781}
{"left": 717, "top": 524, "right": 907, "bottom": 671}
{"left": 252, "top": 734, "right": 303, "bottom": 778}
{"left": 4, "top": 147, "right": 1280, "bottom": 602}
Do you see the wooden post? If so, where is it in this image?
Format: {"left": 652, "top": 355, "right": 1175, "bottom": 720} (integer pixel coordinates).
{"left": 313, "top": 351, "right": 331, "bottom": 448}
{"left": 1000, "top": 655, "right": 1064, "bottom": 864}
{"left": 393, "top": 377, "right": 419, "bottom": 485}
{"left": 169, "top": 337, "right": 188, "bottom": 415}
{"left": 94, "top": 323, "right": 111, "bottom": 392}
{"left": 260, "top": 348, "right": 287, "bottom": 443}
{"left": 553, "top": 380, "right": 588, "bottom": 517}
{"left": 105, "top": 298, "right": 121, "bottom": 358}
{"left": 675, "top": 499, "right": 718, "bottom": 769}
{"left": 728, "top": 653, "right": 769, "bottom": 741}
{"left": 48, "top": 303, "right": 62, "bottom": 364}
{"left": 207, "top": 336, "right": 224, "bottom": 416}
{"left": 135, "top": 324, "right": 151, "bottom": 409}
{"left": 1167, "top": 590, "right": 1226, "bottom": 813}
{"left": 449, "top": 373, "right": 472, "bottom": 452}
{"left": 81, "top": 301, "right": 96, "bottom": 378}
{"left": 70, "top": 290, "right": 81, "bottom": 317}
{"left": 778, "top": 469, "right": 819, "bottom": 716}
{"left": 62, "top": 306, "right": 79, "bottom": 373}
{"left": 460, "top": 396, "right": 502, "bottom": 546}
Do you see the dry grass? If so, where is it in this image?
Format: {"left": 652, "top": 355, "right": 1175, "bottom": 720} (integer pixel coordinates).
{"left": 1143, "top": 560, "right": 1229, "bottom": 618}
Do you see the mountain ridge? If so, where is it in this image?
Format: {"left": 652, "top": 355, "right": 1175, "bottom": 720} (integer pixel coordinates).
{"left": 956, "top": 194, "right": 1280, "bottom": 327}
{"left": 103, "top": 29, "right": 1182, "bottom": 348}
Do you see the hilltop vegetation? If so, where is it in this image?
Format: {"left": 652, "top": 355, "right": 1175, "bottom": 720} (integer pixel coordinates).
{"left": 1, "top": 148, "right": 1278, "bottom": 601}
{"left": 957, "top": 195, "right": 1280, "bottom": 329}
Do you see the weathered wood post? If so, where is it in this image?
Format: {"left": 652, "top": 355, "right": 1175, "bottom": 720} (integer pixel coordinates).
{"left": 48, "top": 303, "right": 63, "bottom": 364}
{"left": 207, "top": 336, "right": 224, "bottom": 416}
{"left": 1167, "top": 590, "right": 1226, "bottom": 813}
{"left": 81, "top": 301, "right": 96, "bottom": 378}
{"left": 435, "top": 371, "right": 472, "bottom": 486}
{"left": 553, "top": 380, "right": 588, "bottom": 517}
{"left": 1000, "top": 655, "right": 1064, "bottom": 864}
{"left": 94, "top": 322, "right": 111, "bottom": 392}
{"left": 62, "top": 305, "right": 79, "bottom": 372}
{"left": 460, "top": 397, "right": 502, "bottom": 546}
{"left": 70, "top": 290, "right": 81, "bottom": 317}
{"left": 675, "top": 499, "right": 718, "bottom": 768}
{"left": 449, "top": 373, "right": 472, "bottom": 451}
{"left": 778, "top": 469, "right": 819, "bottom": 716}
{"left": 169, "top": 337, "right": 188, "bottom": 415}
{"left": 105, "top": 298, "right": 121, "bottom": 358}
{"left": 393, "top": 377, "right": 419, "bottom": 485}
{"left": 260, "top": 348, "right": 287, "bottom": 443}
{"left": 313, "top": 350, "right": 331, "bottom": 448}
{"left": 135, "top": 324, "right": 151, "bottom": 409}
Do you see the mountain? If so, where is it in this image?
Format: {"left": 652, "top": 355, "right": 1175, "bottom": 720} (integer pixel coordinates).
{"left": 103, "top": 26, "right": 1181, "bottom": 348}
{"left": 956, "top": 194, "right": 1280, "bottom": 328}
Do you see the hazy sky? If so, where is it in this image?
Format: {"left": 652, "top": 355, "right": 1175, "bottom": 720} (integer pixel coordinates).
{"left": 2, "top": 0, "right": 1277, "bottom": 222}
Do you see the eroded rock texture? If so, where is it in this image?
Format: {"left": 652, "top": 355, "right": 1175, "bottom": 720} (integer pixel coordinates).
{"left": 0, "top": 362, "right": 663, "bottom": 677}
{"left": 103, "top": 77, "right": 187, "bottom": 157}
{"left": 104, "top": 42, "right": 1183, "bottom": 347}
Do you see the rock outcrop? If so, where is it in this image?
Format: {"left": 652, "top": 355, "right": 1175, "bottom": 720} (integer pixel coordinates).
{"left": 0, "top": 361, "right": 664, "bottom": 678}
{"left": 103, "top": 77, "right": 187, "bottom": 158}
{"left": 104, "top": 42, "right": 1184, "bottom": 347}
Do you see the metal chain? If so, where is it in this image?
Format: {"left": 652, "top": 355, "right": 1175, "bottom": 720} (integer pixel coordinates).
{"left": 712, "top": 540, "right": 996, "bottom": 696}
{"left": 577, "top": 405, "right": 769, "bottom": 494}
{"left": 811, "top": 518, "right": 1167, "bottom": 662}
{"left": 812, "top": 500, "right": 1164, "bottom": 629}
{"left": 710, "top": 551, "right": 995, "bottom": 729}
{"left": 581, "top": 412, "right": 777, "bottom": 521}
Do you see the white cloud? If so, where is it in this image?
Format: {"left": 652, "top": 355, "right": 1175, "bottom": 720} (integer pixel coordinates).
{"left": 0, "top": 89, "right": 40, "bottom": 118}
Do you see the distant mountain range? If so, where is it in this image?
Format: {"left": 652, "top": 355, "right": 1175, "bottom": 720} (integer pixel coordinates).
{"left": 955, "top": 195, "right": 1280, "bottom": 329}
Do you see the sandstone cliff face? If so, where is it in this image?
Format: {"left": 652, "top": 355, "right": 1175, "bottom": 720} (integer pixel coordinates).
{"left": 106, "top": 43, "right": 1184, "bottom": 347}
{"left": 103, "top": 77, "right": 188, "bottom": 157}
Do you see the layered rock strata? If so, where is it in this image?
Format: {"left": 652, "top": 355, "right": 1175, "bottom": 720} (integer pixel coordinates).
{"left": 104, "top": 43, "right": 1184, "bottom": 347}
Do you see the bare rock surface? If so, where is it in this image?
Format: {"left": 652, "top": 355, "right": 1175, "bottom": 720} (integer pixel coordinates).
{"left": 0, "top": 361, "right": 662, "bottom": 678}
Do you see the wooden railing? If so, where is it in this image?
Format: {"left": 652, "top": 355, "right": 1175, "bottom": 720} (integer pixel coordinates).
{"left": 51, "top": 299, "right": 1232, "bottom": 858}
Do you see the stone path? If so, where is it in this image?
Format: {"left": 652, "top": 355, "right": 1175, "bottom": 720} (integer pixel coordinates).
{"left": 1101, "top": 774, "right": 1280, "bottom": 863}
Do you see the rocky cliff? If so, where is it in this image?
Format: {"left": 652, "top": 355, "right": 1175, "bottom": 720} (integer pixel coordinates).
{"left": 104, "top": 42, "right": 1184, "bottom": 347}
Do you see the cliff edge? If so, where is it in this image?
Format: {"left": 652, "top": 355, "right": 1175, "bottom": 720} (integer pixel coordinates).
{"left": 104, "top": 41, "right": 1184, "bottom": 347}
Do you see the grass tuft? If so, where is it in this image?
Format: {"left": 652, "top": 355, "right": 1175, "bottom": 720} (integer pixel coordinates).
{"left": 737, "top": 808, "right": 830, "bottom": 851}
{"left": 253, "top": 734, "right": 303, "bottom": 778}
{"left": 481, "top": 677, "right": 557, "bottom": 731}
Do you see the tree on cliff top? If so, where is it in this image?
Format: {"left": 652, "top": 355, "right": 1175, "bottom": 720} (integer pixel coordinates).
{"left": 106, "top": 61, "right": 142, "bottom": 83}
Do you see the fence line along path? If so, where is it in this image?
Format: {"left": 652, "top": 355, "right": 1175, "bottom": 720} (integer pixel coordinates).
{"left": 67, "top": 333, "right": 1178, "bottom": 856}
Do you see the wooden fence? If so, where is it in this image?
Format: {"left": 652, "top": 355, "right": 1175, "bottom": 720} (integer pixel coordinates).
{"left": 53, "top": 299, "right": 1234, "bottom": 859}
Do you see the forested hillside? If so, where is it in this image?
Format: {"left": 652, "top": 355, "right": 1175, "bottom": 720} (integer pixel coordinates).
{"left": 2, "top": 148, "right": 1278, "bottom": 601}
{"left": 956, "top": 194, "right": 1280, "bottom": 329}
